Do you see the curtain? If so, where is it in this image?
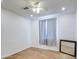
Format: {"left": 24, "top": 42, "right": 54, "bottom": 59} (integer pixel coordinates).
{"left": 39, "top": 18, "right": 56, "bottom": 46}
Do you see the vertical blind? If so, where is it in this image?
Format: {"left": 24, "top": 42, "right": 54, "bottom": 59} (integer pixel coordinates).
{"left": 39, "top": 18, "right": 56, "bottom": 46}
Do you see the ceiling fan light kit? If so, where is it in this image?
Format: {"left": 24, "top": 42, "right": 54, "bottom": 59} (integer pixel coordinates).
{"left": 24, "top": 1, "right": 42, "bottom": 14}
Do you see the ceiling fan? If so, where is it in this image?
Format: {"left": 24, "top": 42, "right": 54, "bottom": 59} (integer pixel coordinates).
{"left": 23, "top": 1, "right": 43, "bottom": 14}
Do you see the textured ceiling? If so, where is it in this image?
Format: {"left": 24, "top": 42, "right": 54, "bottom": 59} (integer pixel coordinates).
{"left": 1, "top": 0, "right": 77, "bottom": 18}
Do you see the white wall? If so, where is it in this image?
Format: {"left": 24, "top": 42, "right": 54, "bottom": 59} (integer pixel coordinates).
{"left": 57, "top": 13, "right": 77, "bottom": 41}
{"left": 32, "top": 13, "right": 77, "bottom": 51}
{"left": 1, "top": 9, "right": 32, "bottom": 58}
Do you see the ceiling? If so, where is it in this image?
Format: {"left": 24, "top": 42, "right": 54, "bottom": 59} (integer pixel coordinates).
{"left": 1, "top": 0, "right": 77, "bottom": 18}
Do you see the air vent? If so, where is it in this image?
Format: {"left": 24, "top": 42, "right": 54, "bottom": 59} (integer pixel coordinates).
{"left": 24, "top": 7, "right": 29, "bottom": 9}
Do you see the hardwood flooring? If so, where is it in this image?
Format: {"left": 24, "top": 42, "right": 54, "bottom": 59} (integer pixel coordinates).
{"left": 3, "top": 47, "right": 76, "bottom": 59}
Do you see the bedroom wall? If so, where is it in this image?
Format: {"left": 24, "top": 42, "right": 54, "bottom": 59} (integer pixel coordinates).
{"left": 1, "top": 9, "right": 32, "bottom": 58}
{"left": 57, "top": 13, "right": 77, "bottom": 41}
{"left": 31, "top": 12, "right": 77, "bottom": 51}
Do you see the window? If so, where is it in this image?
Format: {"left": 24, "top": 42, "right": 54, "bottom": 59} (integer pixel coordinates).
{"left": 39, "top": 18, "right": 56, "bottom": 46}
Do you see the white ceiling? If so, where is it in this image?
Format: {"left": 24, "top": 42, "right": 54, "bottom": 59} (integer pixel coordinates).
{"left": 1, "top": 0, "right": 77, "bottom": 18}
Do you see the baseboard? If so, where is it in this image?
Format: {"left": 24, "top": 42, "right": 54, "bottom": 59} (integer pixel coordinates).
{"left": 32, "top": 45, "right": 59, "bottom": 51}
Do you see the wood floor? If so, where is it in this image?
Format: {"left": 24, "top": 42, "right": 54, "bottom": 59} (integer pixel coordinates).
{"left": 3, "top": 47, "right": 76, "bottom": 59}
